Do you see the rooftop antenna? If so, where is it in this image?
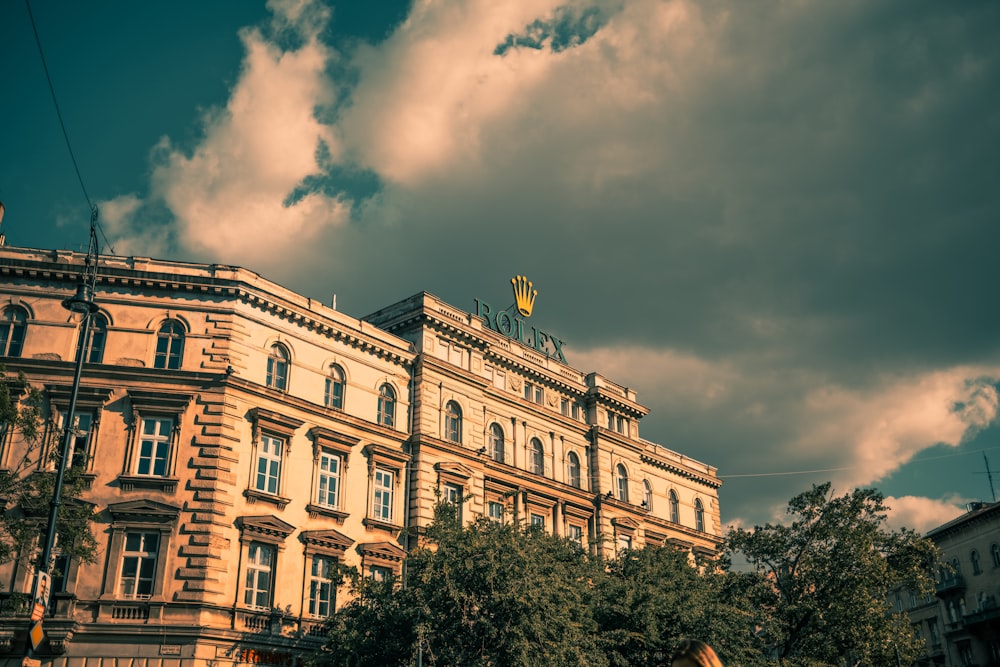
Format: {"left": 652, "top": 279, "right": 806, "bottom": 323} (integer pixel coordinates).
{"left": 976, "top": 453, "right": 997, "bottom": 503}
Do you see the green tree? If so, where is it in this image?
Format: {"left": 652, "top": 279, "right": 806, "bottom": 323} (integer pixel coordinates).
{"left": 314, "top": 503, "right": 607, "bottom": 667}
{"left": 595, "top": 545, "right": 771, "bottom": 667}
{"left": 0, "top": 372, "right": 98, "bottom": 569}
{"left": 726, "top": 483, "right": 939, "bottom": 667}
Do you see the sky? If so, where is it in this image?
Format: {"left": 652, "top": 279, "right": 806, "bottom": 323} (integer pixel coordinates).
{"left": 3, "top": 0, "right": 1000, "bottom": 533}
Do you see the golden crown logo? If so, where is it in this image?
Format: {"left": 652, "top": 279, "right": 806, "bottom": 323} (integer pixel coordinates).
{"left": 511, "top": 275, "right": 538, "bottom": 317}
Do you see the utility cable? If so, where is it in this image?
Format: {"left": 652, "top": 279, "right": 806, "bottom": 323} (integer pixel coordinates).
{"left": 25, "top": 0, "right": 116, "bottom": 256}
{"left": 720, "top": 444, "right": 1000, "bottom": 479}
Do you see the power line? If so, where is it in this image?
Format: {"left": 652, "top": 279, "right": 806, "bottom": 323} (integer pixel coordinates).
{"left": 24, "top": 0, "right": 116, "bottom": 255}
{"left": 720, "top": 445, "right": 1000, "bottom": 479}
{"left": 25, "top": 0, "right": 93, "bottom": 212}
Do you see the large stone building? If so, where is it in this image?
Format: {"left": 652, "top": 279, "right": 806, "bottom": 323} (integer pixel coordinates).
{"left": 0, "top": 244, "right": 721, "bottom": 666}
{"left": 902, "top": 501, "right": 1000, "bottom": 667}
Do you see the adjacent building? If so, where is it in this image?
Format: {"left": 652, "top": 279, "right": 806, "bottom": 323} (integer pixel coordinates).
{"left": 903, "top": 501, "right": 1000, "bottom": 667}
{"left": 0, "top": 244, "right": 722, "bottom": 667}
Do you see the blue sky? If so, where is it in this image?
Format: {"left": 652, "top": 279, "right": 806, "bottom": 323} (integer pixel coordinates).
{"left": 3, "top": 0, "right": 1000, "bottom": 531}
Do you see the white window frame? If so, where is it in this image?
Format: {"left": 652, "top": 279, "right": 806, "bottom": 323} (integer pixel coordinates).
{"left": 135, "top": 416, "right": 173, "bottom": 477}
{"left": 153, "top": 320, "right": 185, "bottom": 370}
{"left": 615, "top": 463, "right": 629, "bottom": 503}
{"left": 266, "top": 344, "right": 289, "bottom": 391}
{"left": 324, "top": 364, "right": 345, "bottom": 409}
{"left": 255, "top": 434, "right": 284, "bottom": 496}
{"left": 529, "top": 438, "right": 544, "bottom": 475}
{"left": 377, "top": 384, "right": 396, "bottom": 427}
{"left": 307, "top": 554, "right": 336, "bottom": 618}
{"left": 567, "top": 451, "right": 582, "bottom": 489}
{"left": 444, "top": 400, "right": 462, "bottom": 443}
{"left": 119, "top": 531, "right": 160, "bottom": 600}
{"left": 244, "top": 542, "right": 275, "bottom": 610}
{"left": 372, "top": 468, "right": 394, "bottom": 523}
{"left": 316, "top": 449, "right": 342, "bottom": 509}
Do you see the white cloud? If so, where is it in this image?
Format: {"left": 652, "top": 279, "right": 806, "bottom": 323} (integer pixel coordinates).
{"left": 884, "top": 494, "right": 967, "bottom": 534}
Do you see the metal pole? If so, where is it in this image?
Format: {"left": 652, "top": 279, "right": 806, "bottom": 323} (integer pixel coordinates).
{"left": 38, "top": 308, "right": 91, "bottom": 574}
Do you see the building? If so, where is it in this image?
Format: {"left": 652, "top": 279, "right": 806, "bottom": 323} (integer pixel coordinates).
{"left": 0, "top": 244, "right": 722, "bottom": 667}
{"left": 902, "top": 501, "right": 1000, "bottom": 667}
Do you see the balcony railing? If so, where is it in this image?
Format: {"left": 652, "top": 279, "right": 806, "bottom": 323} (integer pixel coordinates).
{"left": 934, "top": 574, "right": 966, "bottom": 596}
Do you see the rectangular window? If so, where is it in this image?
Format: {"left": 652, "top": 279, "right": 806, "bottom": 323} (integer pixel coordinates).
{"left": 617, "top": 534, "right": 632, "bottom": 553}
{"left": 368, "top": 565, "right": 392, "bottom": 581}
{"left": 488, "top": 501, "right": 504, "bottom": 522}
{"left": 136, "top": 417, "right": 173, "bottom": 476}
{"left": 523, "top": 381, "right": 543, "bottom": 404}
{"left": 568, "top": 524, "right": 584, "bottom": 547}
{"left": 928, "top": 619, "right": 940, "bottom": 646}
{"left": 255, "top": 435, "right": 283, "bottom": 495}
{"left": 530, "top": 513, "right": 545, "bottom": 528}
{"left": 120, "top": 532, "right": 159, "bottom": 599}
{"left": 307, "top": 555, "right": 336, "bottom": 618}
{"left": 316, "top": 450, "right": 341, "bottom": 508}
{"left": 373, "top": 468, "right": 394, "bottom": 522}
{"left": 68, "top": 412, "right": 94, "bottom": 469}
{"left": 444, "top": 483, "right": 463, "bottom": 521}
{"left": 244, "top": 542, "right": 274, "bottom": 609}
{"left": 617, "top": 415, "right": 627, "bottom": 435}
{"left": 560, "top": 398, "right": 569, "bottom": 416}
{"left": 607, "top": 411, "right": 615, "bottom": 430}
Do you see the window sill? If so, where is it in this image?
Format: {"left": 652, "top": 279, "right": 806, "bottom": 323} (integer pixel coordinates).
{"left": 117, "top": 474, "right": 178, "bottom": 493}
{"left": 244, "top": 488, "right": 291, "bottom": 510}
{"left": 305, "top": 503, "right": 349, "bottom": 525}
{"left": 363, "top": 517, "right": 403, "bottom": 537}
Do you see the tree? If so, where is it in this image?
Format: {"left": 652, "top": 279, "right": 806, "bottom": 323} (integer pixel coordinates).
{"left": 595, "top": 545, "right": 772, "bottom": 667}
{"left": 313, "top": 503, "right": 607, "bottom": 667}
{"left": 0, "top": 371, "right": 97, "bottom": 570}
{"left": 726, "top": 483, "right": 939, "bottom": 667}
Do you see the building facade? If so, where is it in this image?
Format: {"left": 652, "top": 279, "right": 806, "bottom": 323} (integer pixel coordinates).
{"left": 902, "top": 502, "right": 1000, "bottom": 667}
{"left": 0, "top": 245, "right": 721, "bottom": 667}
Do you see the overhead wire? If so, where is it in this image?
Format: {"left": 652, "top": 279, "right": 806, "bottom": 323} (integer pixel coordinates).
{"left": 719, "top": 444, "right": 1000, "bottom": 479}
{"left": 24, "top": 0, "right": 115, "bottom": 255}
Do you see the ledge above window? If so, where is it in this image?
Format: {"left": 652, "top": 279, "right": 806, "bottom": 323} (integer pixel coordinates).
{"left": 243, "top": 488, "right": 291, "bottom": 510}
{"left": 362, "top": 516, "right": 403, "bottom": 538}
{"left": 117, "top": 474, "right": 178, "bottom": 493}
{"left": 305, "top": 503, "right": 349, "bottom": 524}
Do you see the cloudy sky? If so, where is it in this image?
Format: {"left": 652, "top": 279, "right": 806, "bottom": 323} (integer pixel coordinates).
{"left": 3, "top": 0, "right": 999, "bottom": 532}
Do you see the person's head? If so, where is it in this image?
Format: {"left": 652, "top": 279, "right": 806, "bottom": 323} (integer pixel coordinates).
{"left": 671, "top": 639, "right": 723, "bottom": 667}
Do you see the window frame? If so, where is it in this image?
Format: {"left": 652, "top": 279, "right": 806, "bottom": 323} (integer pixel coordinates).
{"left": 529, "top": 437, "right": 545, "bottom": 475}
{"left": 79, "top": 313, "right": 108, "bottom": 363}
{"left": 118, "top": 390, "right": 190, "bottom": 493}
{"left": 362, "top": 444, "right": 410, "bottom": 533}
{"left": 971, "top": 549, "right": 982, "bottom": 575}
{"left": 119, "top": 531, "right": 161, "bottom": 600}
{"left": 324, "top": 364, "right": 346, "bottom": 410}
{"left": 100, "top": 500, "right": 179, "bottom": 607}
{"left": 377, "top": 383, "right": 397, "bottom": 428}
{"left": 244, "top": 408, "right": 304, "bottom": 509}
{"left": 444, "top": 400, "right": 462, "bottom": 443}
{"left": 266, "top": 343, "right": 290, "bottom": 391}
{"left": 236, "top": 515, "right": 295, "bottom": 612}
{"left": 244, "top": 542, "right": 276, "bottom": 610}
{"left": 694, "top": 498, "right": 705, "bottom": 532}
{"left": 489, "top": 423, "right": 505, "bottom": 463}
{"left": 669, "top": 489, "right": 680, "bottom": 523}
{"left": 153, "top": 320, "right": 185, "bottom": 370}
{"left": 615, "top": 463, "right": 629, "bottom": 503}
{"left": 306, "top": 553, "right": 337, "bottom": 618}
{"left": 0, "top": 306, "right": 28, "bottom": 357}
{"left": 642, "top": 479, "right": 653, "bottom": 510}
{"left": 566, "top": 451, "right": 582, "bottom": 489}
{"left": 991, "top": 543, "right": 1000, "bottom": 569}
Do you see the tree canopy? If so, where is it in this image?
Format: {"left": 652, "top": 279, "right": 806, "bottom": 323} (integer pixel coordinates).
{"left": 726, "top": 483, "right": 939, "bottom": 667}
{"left": 0, "top": 371, "right": 98, "bottom": 568}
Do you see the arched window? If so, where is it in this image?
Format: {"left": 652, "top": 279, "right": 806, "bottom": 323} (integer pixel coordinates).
{"left": 444, "top": 401, "right": 462, "bottom": 443}
{"left": 489, "top": 423, "right": 504, "bottom": 463}
{"left": 642, "top": 480, "right": 653, "bottom": 510}
{"left": 992, "top": 543, "right": 1000, "bottom": 569}
{"left": 324, "top": 364, "right": 345, "bottom": 409}
{"left": 266, "top": 344, "right": 289, "bottom": 390}
{"left": 154, "top": 320, "right": 185, "bottom": 369}
{"left": 377, "top": 384, "right": 396, "bottom": 427}
{"left": 695, "top": 498, "right": 705, "bottom": 532}
{"left": 971, "top": 550, "right": 982, "bottom": 575}
{"left": 1, "top": 306, "right": 28, "bottom": 357}
{"left": 529, "top": 438, "right": 544, "bottom": 475}
{"left": 80, "top": 313, "right": 108, "bottom": 363}
{"left": 669, "top": 490, "right": 679, "bottom": 523}
{"left": 615, "top": 463, "right": 629, "bottom": 502}
{"left": 951, "top": 557, "right": 961, "bottom": 574}
{"left": 567, "top": 451, "right": 581, "bottom": 489}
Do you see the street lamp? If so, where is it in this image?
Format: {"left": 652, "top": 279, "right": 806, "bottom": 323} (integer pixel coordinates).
{"left": 24, "top": 276, "right": 96, "bottom": 662}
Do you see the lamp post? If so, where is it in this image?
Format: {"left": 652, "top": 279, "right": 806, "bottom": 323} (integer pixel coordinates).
{"left": 23, "top": 278, "right": 96, "bottom": 663}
